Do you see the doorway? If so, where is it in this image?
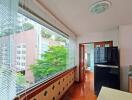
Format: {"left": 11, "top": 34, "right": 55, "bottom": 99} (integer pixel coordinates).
{"left": 79, "top": 41, "right": 113, "bottom": 82}
{"left": 84, "top": 43, "right": 94, "bottom": 72}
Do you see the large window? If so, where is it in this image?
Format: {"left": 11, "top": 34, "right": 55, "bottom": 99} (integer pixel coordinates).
{"left": 13, "top": 13, "right": 70, "bottom": 92}
{"left": 0, "top": 1, "right": 75, "bottom": 99}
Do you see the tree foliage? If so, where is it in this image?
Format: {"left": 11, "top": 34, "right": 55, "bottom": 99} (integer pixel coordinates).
{"left": 16, "top": 72, "right": 26, "bottom": 86}
{"left": 41, "top": 29, "right": 52, "bottom": 39}
{"left": 30, "top": 46, "right": 68, "bottom": 81}
{"left": 22, "top": 23, "right": 34, "bottom": 31}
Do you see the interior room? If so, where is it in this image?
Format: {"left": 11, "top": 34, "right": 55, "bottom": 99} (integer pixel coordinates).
{"left": 84, "top": 43, "right": 94, "bottom": 72}
{"left": 1, "top": 0, "right": 132, "bottom": 100}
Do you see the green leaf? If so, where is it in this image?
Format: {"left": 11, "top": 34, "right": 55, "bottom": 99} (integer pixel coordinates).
{"left": 30, "top": 46, "right": 68, "bottom": 81}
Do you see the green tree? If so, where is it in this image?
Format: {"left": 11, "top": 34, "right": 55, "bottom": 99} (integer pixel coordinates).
{"left": 41, "top": 28, "right": 52, "bottom": 39}
{"left": 23, "top": 22, "right": 34, "bottom": 31}
{"left": 30, "top": 46, "right": 68, "bottom": 81}
{"left": 16, "top": 72, "right": 26, "bottom": 86}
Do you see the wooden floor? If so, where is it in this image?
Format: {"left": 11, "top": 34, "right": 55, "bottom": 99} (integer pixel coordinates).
{"left": 61, "top": 71, "right": 97, "bottom": 100}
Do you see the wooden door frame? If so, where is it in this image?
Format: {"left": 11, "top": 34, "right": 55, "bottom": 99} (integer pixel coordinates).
{"left": 79, "top": 41, "right": 113, "bottom": 82}
{"left": 94, "top": 41, "right": 113, "bottom": 48}
{"left": 79, "top": 44, "right": 85, "bottom": 82}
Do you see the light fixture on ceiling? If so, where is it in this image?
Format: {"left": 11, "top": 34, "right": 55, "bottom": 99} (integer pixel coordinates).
{"left": 89, "top": 0, "right": 112, "bottom": 14}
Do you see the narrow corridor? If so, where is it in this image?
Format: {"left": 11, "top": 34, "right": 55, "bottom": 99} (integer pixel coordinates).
{"left": 61, "top": 71, "right": 97, "bottom": 100}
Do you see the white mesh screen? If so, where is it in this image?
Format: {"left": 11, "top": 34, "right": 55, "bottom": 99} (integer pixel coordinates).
{"left": 0, "top": 0, "right": 19, "bottom": 100}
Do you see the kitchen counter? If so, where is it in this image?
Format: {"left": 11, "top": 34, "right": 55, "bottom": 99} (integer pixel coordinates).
{"left": 98, "top": 87, "right": 132, "bottom": 100}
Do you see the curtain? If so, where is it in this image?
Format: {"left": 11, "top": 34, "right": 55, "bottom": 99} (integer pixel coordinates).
{"left": 0, "top": 0, "right": 19, "bottom": 100}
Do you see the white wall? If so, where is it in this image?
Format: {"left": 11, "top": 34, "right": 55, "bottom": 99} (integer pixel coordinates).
{"left": 75, "top": 28, "right": 119, "bottom": 81}
{"left": 119, "top": 24, "right": 132, "bottom": 91}
{"left": 77, "top": 28, "right": 119, "bottom": 46}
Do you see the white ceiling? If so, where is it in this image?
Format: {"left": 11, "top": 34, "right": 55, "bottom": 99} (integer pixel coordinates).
{"left": 37, "top": 0, "right": 132, "bottom": 35}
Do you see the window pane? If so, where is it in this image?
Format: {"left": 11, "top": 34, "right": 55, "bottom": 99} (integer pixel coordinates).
{"left": 14, "top": 13, "right": 70, "bottom": 91}
{"left": 0, "top": 1, "right": 75, "bottom": 99}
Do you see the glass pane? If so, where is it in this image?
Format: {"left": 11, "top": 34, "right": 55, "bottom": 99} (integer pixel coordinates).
{"left": 14, "top": 13, "right": 69, "bottom": 92}
{"left": 0, "top": 1, "right": 75, "bottom": 99}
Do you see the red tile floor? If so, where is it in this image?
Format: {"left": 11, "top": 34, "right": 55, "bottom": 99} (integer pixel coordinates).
{"left": 61, "top": 71, "right": 97, "bottom": 100}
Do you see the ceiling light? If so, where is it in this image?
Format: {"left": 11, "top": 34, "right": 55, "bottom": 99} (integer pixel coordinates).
{"left": 89, "top": 0, "right": 112, "bottom": 14}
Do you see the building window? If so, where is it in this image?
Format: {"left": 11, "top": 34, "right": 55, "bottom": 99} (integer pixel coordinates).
{"left": 22, "top": 57, "right": 26, "bottom": 60}
{"left": 22, "top": 51, "right": 26, "bottom": 54}
{"left": 17, "top": 51, "right": 21, "bottom": 54}
{"left": 21, "top": 63, "right": 26, "bottom": 66}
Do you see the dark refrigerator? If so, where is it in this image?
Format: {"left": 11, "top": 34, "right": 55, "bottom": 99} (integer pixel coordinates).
{"left": 94, "top": 47, "right": 120, "bottom": 95}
